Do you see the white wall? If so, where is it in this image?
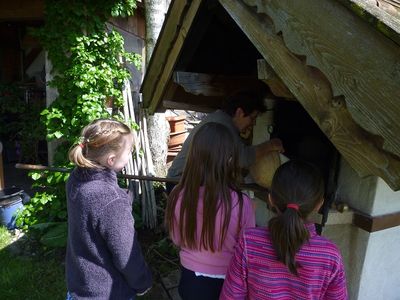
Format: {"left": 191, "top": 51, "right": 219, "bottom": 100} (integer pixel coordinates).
{"left": 336, "top": 159, "right": 400, "bottom": 299}
{"left": 371, "top": 178, "right": 400, "bottom": 215}
{"left": 322, "top": 224, "right": 368, "bottom": 300}
{"left": 357, "top": 226, "right": 400, "bottom": 300}
{"left": 336, "top": 159, "right": 377, "bottom": 214}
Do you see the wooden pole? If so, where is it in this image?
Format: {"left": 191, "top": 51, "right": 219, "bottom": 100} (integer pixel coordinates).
{"left": 15, "top": 163, "right": 179, "bottom": 183}
{"left": 14, "top": 163, "right": 269, "bottom": 193}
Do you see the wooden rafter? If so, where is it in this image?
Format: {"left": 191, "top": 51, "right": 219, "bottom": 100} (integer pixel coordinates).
{"left": 173, "top": 71, "right": 265, "bottom": 97}
{"left": 162, "top": 82, "right": 224, "bottom": 111}
{"left": 163, "top": 100, "right": 215, "bottom": 112}
{"left": 140, "top": 0, "right": 203, "bottom": 113}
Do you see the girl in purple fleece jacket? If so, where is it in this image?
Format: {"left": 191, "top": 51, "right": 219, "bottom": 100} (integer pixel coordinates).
{"left": 66, "top": 119, "right": 152, "bottom": 300}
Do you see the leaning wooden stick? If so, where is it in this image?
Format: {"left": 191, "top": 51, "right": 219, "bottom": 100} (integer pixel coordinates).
{"left": 15, "top": 163, "right": 180, "bottom": 184}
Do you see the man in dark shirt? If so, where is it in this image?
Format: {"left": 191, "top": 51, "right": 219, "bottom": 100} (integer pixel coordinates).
{"left": 166, "top": 90, "right": 283, "bottom": 193}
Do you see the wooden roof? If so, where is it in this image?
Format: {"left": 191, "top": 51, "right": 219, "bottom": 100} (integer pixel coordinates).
{"left": 140, "top": 0, "right": 400, "bottom": 190}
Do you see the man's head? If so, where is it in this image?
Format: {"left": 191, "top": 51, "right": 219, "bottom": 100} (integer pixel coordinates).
{"left": 222, "top": 90, "right": 268, "bottom": 133}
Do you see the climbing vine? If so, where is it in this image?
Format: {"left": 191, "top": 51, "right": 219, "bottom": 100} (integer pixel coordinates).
{"left": 39, "top": 0, "right": 140, "bottom": 159}
{"left": 16, "top": 0, "right": 141, "bottom": 246}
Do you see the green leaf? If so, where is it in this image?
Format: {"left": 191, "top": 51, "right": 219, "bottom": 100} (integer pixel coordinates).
{"left": 53, "top": 131, "right": 63, "bottom": 139}
{"left": 31, "top": 222, "right": 65, "bottom": 231}
{"left": 39, "top": 197, "right": 49, "bottom": 205}
{"left": 40, "top": 222, "right": 68, "bottom": 248}
{"left": 21, "top": 0, "right": 140, "bottom": 251}
{"left": 31, "top": 173, "right": 42, "bottom": 180}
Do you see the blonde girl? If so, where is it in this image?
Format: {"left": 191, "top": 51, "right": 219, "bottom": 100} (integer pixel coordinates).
{"left": 66, "top": 119, "right": 152, "bottom": 300}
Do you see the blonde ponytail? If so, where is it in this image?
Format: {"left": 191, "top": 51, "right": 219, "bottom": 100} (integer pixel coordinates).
{"left": 68, "top": 118, "right": 132, "bottom": 169}
{"left": 68, "top": 143, "right": 100, "bottom": 168}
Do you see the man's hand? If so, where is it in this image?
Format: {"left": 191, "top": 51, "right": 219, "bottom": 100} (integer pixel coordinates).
{"left": 255, "top": 138, "right": 284, "bottom": 161}
{"left": 265, "top": 138, "right": 284, "bottom": 153}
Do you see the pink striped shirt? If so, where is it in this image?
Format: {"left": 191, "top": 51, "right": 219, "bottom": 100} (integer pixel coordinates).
{"left": 220, "top": 223, "right": 348, "bottom": 300}
{"left": 170, "top": 188, "right": 256, "bottom": 275}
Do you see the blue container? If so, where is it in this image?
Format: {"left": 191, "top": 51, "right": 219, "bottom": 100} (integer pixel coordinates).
{"left": 0, "top": 188, "right": 24, "bottom": 229}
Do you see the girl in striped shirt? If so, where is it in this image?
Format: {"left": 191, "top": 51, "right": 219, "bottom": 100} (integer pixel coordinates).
{"left": 220, "top": 160, "right": 348, "bottom": 300}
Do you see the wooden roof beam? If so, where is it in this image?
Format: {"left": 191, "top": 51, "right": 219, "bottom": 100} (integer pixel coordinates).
{"left": 336, "top": 0, "right": 400, "bottom": 45}
{"left": 140, "top": 0, "right": 203, "bottom": 114}
{"left": 219, "top": 0, "right": 400, "bottom": 190}
{"left": 163, "top": 100, "right": 215, "bottom": 113}
{"left": 241, "top": 0, "right": 400, "bottom": 159}
{"left": 161, "top": 82, "right": 223, "bottom": 112}
{"left": 173, "top": 71, "right": 265, "bottom": 97}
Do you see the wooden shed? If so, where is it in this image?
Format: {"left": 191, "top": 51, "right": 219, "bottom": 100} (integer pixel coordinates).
{"left": 141, "top": 0, "right": 400, "bottom": 298}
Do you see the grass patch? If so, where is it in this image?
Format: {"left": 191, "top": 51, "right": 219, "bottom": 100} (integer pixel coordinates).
{"left": 0, "top": 227, "right": 66, "bottom": 300}
{"left": 0, "top": 185, "right": 179, "bottom": 300}
{"left": 0, "top": 225, "right": 178, "bottom": 300}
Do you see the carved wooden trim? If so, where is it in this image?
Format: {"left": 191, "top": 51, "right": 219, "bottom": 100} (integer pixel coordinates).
{"left": 219, "top": 0, "right": 400, "bottom": 190}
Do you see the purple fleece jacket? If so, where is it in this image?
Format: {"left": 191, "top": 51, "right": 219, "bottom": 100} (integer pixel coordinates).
{"left": 66, "top": 167, "right": 152, "bottom": 300}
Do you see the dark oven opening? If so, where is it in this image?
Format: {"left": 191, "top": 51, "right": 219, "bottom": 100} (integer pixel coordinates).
{"left": 271, "top": 100, "right": 340, "bottom": 232}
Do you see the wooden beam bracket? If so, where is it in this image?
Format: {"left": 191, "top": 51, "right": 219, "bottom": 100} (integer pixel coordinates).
{"left": 353, "top": 210, "right": 400, "bottom": 232}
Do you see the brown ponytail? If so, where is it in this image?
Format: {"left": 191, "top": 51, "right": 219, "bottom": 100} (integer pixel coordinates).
{"left": 268, "top": 160, "right": 324, "bottom": 275}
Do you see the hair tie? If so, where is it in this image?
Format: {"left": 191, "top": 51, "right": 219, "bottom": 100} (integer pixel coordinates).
{"left": 286, "top": 203, "right": 299, "bottom": 211}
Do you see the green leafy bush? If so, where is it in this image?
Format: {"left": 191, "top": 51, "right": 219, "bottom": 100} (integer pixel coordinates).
{"left": 16, "top": 0, "right": 141, "bottom": 248}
